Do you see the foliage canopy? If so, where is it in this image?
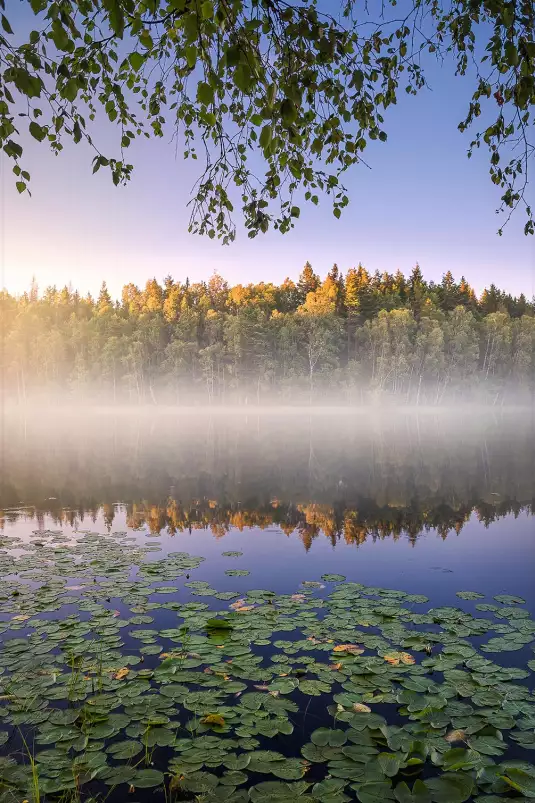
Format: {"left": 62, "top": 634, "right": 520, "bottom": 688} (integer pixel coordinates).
{"left": 0, "top": 0, "right": 533, "bottom": 239}
{"left": 2, "top": 264, "right": 534, "bottom": 404}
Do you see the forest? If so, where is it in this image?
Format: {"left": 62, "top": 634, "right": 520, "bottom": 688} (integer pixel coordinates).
{"left": 1, "top": 264, "right": 534, "bottom": 405}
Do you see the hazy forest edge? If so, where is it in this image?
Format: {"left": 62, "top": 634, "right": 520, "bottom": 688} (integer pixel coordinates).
{"left": 2, "top": 264, "right": 535, "bottom": 406}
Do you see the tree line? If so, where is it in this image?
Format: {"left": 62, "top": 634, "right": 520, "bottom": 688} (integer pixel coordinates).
{"left": 2, "top": 264, "right": 534, "bottom": 405}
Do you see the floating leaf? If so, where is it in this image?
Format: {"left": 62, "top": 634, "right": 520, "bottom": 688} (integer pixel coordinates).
{"left": 333, "top": 644, "right": 364, "bottom": 655}
{"left": 424, "top": 773, "right": 474, "bottom": 803}
{"left": 201, "top": 714, "right": 226, "bottom": 727}
{"left": 311, "top": 728, "right": 347, "bottom": 747}
{"left": 113, "top": 667, "right": 130, "bottom": 680}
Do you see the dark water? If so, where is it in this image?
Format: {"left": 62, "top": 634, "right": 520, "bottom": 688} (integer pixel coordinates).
{"left": 1, "top": 409, "right": 534, "bottom": 802}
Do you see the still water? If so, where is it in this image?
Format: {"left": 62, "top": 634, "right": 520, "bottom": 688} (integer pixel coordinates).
{"left": 2, "top": 409, "right": 534, "bottom": 603}
{"left": 0, "top": 409, "right": 534, "bottom": 802}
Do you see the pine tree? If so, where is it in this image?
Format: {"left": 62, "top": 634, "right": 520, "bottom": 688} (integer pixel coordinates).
{"left": 437, "top": 271, "right": 460, "bottom": 312}
{"left": 97, "top": 281, "right": 113, "bottom": 313}
{"left": 393, "top": 270, "right": 407, "bottom": 301}
{"left": 480, "top": 284, "right": 502, "bottom": 315}
{"left": 408, "top": 264, "right": 426, "bottom": 320}
{"left": 328, "top": 264, "right": 346, "bottom": 315}
{"left": 297, "top": 262, "right": 320, "bottom": 303}
{"left": 29, "top": 276, "right": 39, "bottom": 303}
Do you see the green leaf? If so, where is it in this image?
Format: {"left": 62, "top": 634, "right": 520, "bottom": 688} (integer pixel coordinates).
{"left": 1, "top": 14, "right": 13, "bottom": 34}
{"left": 504, "top": 41, "right": 519, "bottom": 67}
{"left": 29, "top": 121, "right": 46, "bottom": 142}
{"left": 234, "top": 64, "right": 253, "bottom": 93}
{"left": 311, "top": 728, "right": 347, "bottom": 747}
{"left": 206, "top": 618, "right": 233, "bottom": 630}
{"left": 259, "top": 125, "right": 272, "bottom": 150}
{"left": 280, "top": 99, "right": 297, "bottom": 125}
{"left": 62, "top": 79, "right": 78, "bottom": 102}
{"left": 456, "top": 591, "right": 485, "bottom": 600}
{"left": 139, "top": 29, "right": 153, "bottom": 49}
{"left": 443, "top": 748, "right": 481, "bottom": 771}
{"left": 378, "top": 752, "right": 402, "bottom": 777}
{"left": 128, "top": 52, "right": 144, "bottom": 71}
{"left": 197, "top": 82, "right": 214, "bottom": 106}
{"left": 185, "top": 45, "right": 197, "bottom": 69}
{"left": 201, "top": 1, "right": 213, "bottom": 19}
{"left": 133, "top": 769, "right": 165, "bottom": 788}
{"left": 501, "top": 768, "right": 535, "bottom": 796}
{"left": 425, "top": 773, "right": 474, "bottom": 803}
{"left": 357, "top": 781, "right": 395, "bottom": 803}
{"left": 16, "top": 181, "right": 26, "bottom": 193}
{"left": 394, "top": 781, "right": 431, "bottom": 803}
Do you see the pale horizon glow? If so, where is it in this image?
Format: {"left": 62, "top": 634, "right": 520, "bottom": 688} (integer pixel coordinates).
{"left": 1, "top": 52, "right": 534, "bottom": 301}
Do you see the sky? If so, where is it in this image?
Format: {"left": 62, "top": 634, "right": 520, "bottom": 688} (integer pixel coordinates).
{"left": 1, "top": 33, "right": 534, "bottom": 300}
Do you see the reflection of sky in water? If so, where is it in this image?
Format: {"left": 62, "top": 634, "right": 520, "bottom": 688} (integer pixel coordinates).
{"left": 3, "top": 507, "right": 534, "bottom": 616}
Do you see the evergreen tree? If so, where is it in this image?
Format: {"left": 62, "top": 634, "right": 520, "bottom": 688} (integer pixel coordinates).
{"left": 297, "top": 262, "right": 320, "bottom": 303}
{"left": 408, "top": 264, "right": 426, "bottom": 320}
{"left": 97, "top": 281, "right": 113, "bottom": 314}
{"left": 437, "top": 271, "right": 460, "bottom": 312}
{"left": 480, "top": 284, "right": 502, "bottom": 315}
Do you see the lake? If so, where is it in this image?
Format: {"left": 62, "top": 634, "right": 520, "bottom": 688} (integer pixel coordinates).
{"left": 1, "top": 409, "right": 534, "bottom": 803}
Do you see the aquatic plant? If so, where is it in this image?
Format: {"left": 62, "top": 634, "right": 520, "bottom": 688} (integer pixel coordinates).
{"left": 1, "top": 529, "right": 534, "bottom": 802}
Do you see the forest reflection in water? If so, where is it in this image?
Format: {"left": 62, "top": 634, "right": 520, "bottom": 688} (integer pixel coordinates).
{"left": 1, "top": 407, "right": 533, "bottom": 549}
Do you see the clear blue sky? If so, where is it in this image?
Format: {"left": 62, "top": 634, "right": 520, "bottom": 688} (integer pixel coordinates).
{"left": 1, "top": 42, "right": 534, "bottom": 300}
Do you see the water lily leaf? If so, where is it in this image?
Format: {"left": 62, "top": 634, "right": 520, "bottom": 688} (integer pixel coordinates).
{"left": 353, "top": 704, "right": 372, "bottom": 713}
{"left": 333, "top": 644, "right": 364, "bottom": 655}
{"left": 322, "top": 575, "right": 346, "bottom": 582}
{"left": 224, "top": 753, "right": 251, "bottom": 770}
{"left": 299, "top": 679, "right": 331, "bottom": 695}
{"left": 222, "top": 552, "right": 243, "bottom": 557}
{"left": 467, "top": 735, "right": 506, "bottom": 756}
{"left": 394, "top": 780, "right": 431, "bottom": 803}
{"left": 249, "top": 781, "right": 310, "bottom": 802}
{"left": 456, "top": 592, "right": 485, "bottom": 600}
{"left": 202, "top": 714, "right": 226, "bottom": 727}
{"left": 220, "top": 770, "right": 248, "bottom": 786}
{"left": 113, "top": 667, "right": 130, "bottom": 680}
{"left": 501, "top": 767, "right": 535, "bottom": 796}
{"left": 378, "top": 752, "right": 402, "bottom": 777}
{"left": 132, "top": 768, "right": 165, "bottom": 788}
{"left": 107, "top": 739, "right": 143, "bottom": 759}
{"left": 425, "top": 773, "right": 474, "bottom": 802}
{"left": 443, "top": 748, "right": 482, "bottom": 771}
{"left": 494, "top": 595, "right": 526, "bottom": 605}
{"left": 181, "top": 771, "right": 220, "bottom": 792}
{"left": 356, "top": 781, "right": 395, "bottom": 802}
{"left": 311, "top": 728, "right": 347, "bottom": 747}
{"left": 206, "top": 618, "right": 234, "bottom": 630}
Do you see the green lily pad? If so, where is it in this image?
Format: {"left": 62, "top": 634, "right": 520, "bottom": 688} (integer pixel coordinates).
{"left": 311, "top": 728, "right": 347, "bottom": 747}
{"left": 132, "top": 768, "right": 165, "bottom": 788}
{"left": 425, "top": 773, "right": 474, "bottom": 803}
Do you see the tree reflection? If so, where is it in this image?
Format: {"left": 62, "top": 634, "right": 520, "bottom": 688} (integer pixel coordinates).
{"left": 2, "top": 410, "right": 533, "bottom": 548}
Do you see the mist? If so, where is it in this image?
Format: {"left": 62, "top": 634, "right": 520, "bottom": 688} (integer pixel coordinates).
{"left": 2, "top": 406, "right": 534, "bottom": 535}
